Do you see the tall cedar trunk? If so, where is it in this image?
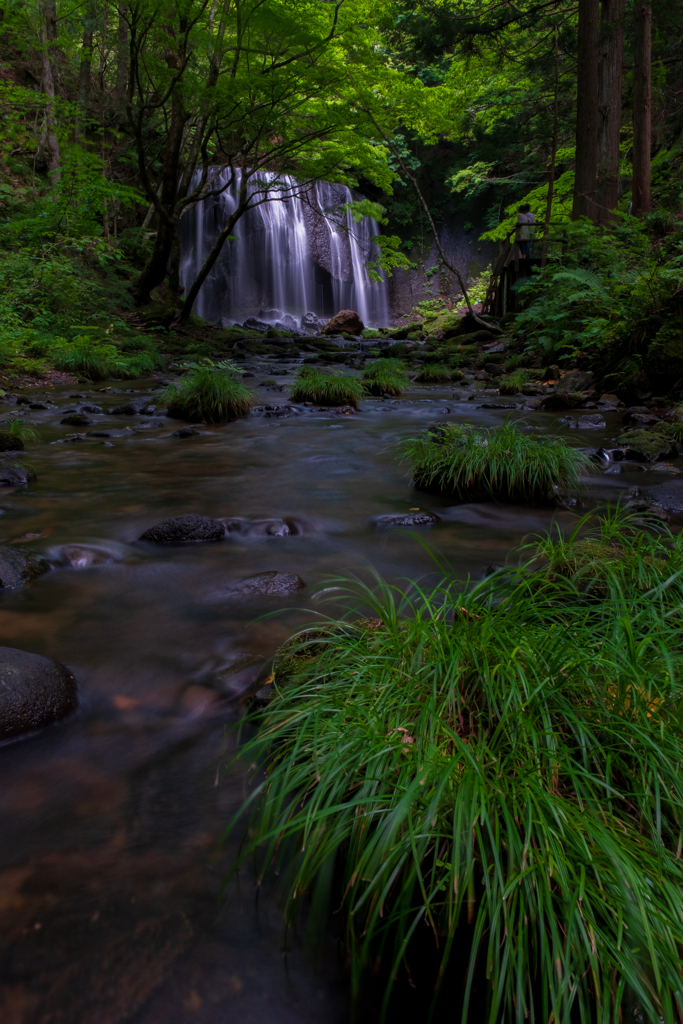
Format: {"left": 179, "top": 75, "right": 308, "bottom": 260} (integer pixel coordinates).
{"left": 632, "top": 0, "right": 651, "bottom": 215}
{"left": 38, "top": 1, "right": 60, "bottom": 174}
{"left": 572, "top": 0, "right": 600, "bottom": 221}
{"left": 115, "top": 6, "right": 129, "bottom": 101}
{"left": 542, "top": 27, "right": 560, "bottom": 267}
{"left": 78, "top": 25, "right": 94, "bottom": 106}
{"left": 134, "top": 90, "right": 188, "bottom": 304}
{"left": 596, "top": 0, "right": 624, "bottom": 223}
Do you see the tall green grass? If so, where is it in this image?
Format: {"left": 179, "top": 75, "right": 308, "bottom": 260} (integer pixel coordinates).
{"left": 53, "top": 335, "right": 162, "bottom": 381}
{"left": 363, "top": 358, "right": 408, "bottom": 396}
{"left": 160, "top": 366, "right": 255, "bottom": 422}
{"left": 405, "top": 421, "right": 591, "bottom": 501}
{"left": 290, "top": 367, "right": 365, "bottom": 407}
{"left": 497, "top": 368, "right": 535, "bottom": 395}
{"left": 230, "top": 527, "right": 683, "bottom": 1022}
{"left": 415, "top": 364, "right": 460, "bottom": 383}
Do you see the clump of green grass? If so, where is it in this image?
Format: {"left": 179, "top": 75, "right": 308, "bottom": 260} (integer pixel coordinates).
{"left": 53, "top": 336, "right": 161, "bottom": 381}
{"left": 160, "top": 366, "right": 255, "bottom": 422}
{"left": 2, "top": 418, "right": 40, "bottom": 442}
{"left": 363, "top": 358, "right": 408, "bottom": 396}
{"left": 415, "top": 364, "right": 461, "bottom": 383}
{"left": 231, "top": 549, "right": 683, "bottom": 1022}
{"left": 497, "top": 368, "right": 535, "bottom": 395}
{"left": 528, "top": 506, "right": 683, "bottom": 597}
{"left": 405, "top": 421, "right": 591, "bottom": 501}
{"left": 290, "top": 367, "right": 365, "bottom": 407}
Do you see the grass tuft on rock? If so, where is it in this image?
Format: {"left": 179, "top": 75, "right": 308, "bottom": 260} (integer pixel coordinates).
{"left": 160, "top": 366, "right": 255, "bottom": 423}
{"left": 415, "top": 364, "right": 461, "bottom": 383}
{"left": 405, "top": 421, "right": 591, "bottom": 501}
{"left": 290, "top": 367, "right": 365, "bottom": 407}
{"left": 231, "top": 533, "right": 683, "bottom": 1021}
{"left": 362, "top": 358, "right": 408, "bottom": 396}
{"left": 498, "top": 368, "right": 535, "bottom": 395}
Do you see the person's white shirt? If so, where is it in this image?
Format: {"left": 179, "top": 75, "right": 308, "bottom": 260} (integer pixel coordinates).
{"left": 516, "top": 212, "right": 530, "bottom": 241}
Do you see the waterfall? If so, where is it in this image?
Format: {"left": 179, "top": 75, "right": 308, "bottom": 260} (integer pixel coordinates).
{"left": 178, "top": 169, "right": 389, "bottom": 329}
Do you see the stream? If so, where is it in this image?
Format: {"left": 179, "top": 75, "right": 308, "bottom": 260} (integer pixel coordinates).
{"left": 0, "top": 361, "right": 678, "bottom": 1023}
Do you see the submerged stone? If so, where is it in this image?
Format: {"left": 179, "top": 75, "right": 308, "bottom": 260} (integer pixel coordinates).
{"left": 0, "top": 431, "right": 23, "bottom": 452}
{"left": 227, "top": 571, "right": 306, "bottom": 596}
{"left": 0, "top": 646, "right": 77, "bottom": 740}
{"left": 139, "top": 513, "right": 225, "bottom": 544}
{"left": 0, "top": 455, "right": 36, "bottom": 487}
{"left": 0, "top": 545, "right": 50, "bottom": 588}
{"left": 616, "top": 430, "right": 678, "bottom": 462}
{"left": 371, "top": 511, "right": 440, "bottom": 527}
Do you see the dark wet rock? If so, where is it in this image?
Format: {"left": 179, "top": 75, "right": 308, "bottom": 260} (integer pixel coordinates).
{"left": 559, "top": 369, "right": 595, "bottom": 393}
{"left": 220, "top": 516, "right": 316, "bottom": 536}
{"left": 644, "top": 483, "right": 683, "bottom": 514}
{"left": 617, "top": 430, "right": 678, "bottom": 462}
{"left": 478, "top": 402, "right": 518, "bottom": 410}
{"left": 53, "top": 433, "right": 87, "bottom": 443}
{"left": 171, "top": 427, "right": 200, "bottom": 438}
{"left": 0, "top": 646, "right": 77, "bottom": 740}
{"left": 597, "top": 393, "right": 621, "bottom": 408}
{"left": 242, "top": 317, "right": 270, "bottom": 332}
{"left": 0, "top": 431, "right": 23, "bottom": 452}
{"left": 523, "top": 398, "right": 543, "bottom": 411}
{"left": 371, "top": 511, "right": 440, "bottom": 527}
{"left": 0, "top": 455, "right": 36, "bottom": 487}
{"left": 252, "top": 405, "right": 303, "bottom": 418}
{"left": 228, "top": 571, "right": 306, "bottom": 596}
{"left": 112, "top": 401, "right": 156, "bottom": 416}
{"left": 60, "top": 545, "right": 114, "bottom": 568}
{"left": 61, "top": 413, "right": 94, "bottom": 427}
{"left": 29, "top": 401, "right": 53, "bottom": 410}
{"left": 483, "top": 363, "right": 504, "bottom": 377}
{"left": 76, "top": 403, "right": 103, "bottom": 415}
{"left": 139, "top": 513, "right": 225, "bottom": 544}
{"left": 69, "top": 393, "right": 88, "bottom": 399}
{"left": 543, "top": 364, "right": 561, "bottom": 382}
{"left": 561, "top": 413, "right": 606, "bottom": 430}
{"left": 322, "top": 309, "right": 364, "bottom": 336}
{"left": 88, "top": 429, "right": 134, "bottom": 438}
{"left": 622, "top": 407, "right": 660, "bottom": 427}
{"left": 0, "top": 545, "right": 50, "bottom": 588}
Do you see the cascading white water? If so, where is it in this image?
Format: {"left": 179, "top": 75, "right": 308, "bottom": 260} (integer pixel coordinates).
{"left": 178, "top": 169, "right": 389, "bottom": 328}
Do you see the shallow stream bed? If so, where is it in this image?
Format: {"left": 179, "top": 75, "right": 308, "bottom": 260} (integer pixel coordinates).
{"left": 0, "top": 370, "right": 680, "bottom": 1023}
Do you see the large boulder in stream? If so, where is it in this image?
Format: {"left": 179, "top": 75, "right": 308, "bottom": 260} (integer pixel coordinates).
{"left": 139, "top": 513, "right": 225, "bottom": 544}
{"left": 226, "top": 571, "right": 307, "bottom": 596}
{"left": 0, "top": 431, "right": 23, "bottom": 452}
{"left": 321, "top": 309, "right": 364, "bottom": 336}
{"left": 0, "top": 454, "right": 36, "bottom": 487}
{"left": 0, "top": 545, "right": 50, "bottom": 588}
{"left": 0, "top": 646, "right": 78, "bottom": 740}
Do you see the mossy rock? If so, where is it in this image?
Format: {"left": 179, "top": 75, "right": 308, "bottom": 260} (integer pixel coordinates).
{"left": 362, "top": 328, "right": 382, "bottom": 339}
{"left": 617, "top": 429, "right": 678, "bottom": 461}
{"left": 386, "top": 321, "right": 423, "bottom": 341}
{"left": 0, "top": 432, "right": 23, "bottom": 452}
{"left": 645, "top": 320, "right": 683, "bottom": 391}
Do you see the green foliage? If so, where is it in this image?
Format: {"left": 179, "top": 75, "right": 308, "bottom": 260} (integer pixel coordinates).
{"left": 52, "top": 335, "right": 160, "bottom": 381}
{"left": 231, "top": 513, "right": 683, "bottom": 1021}
{"left": 3, "top": 419, "right": 39, "bottom": 442}
{"left": 290, "top": 367, "right": 365, "bottom": 407}
{"left": 362, "top": 358, "right": 408, "bottom": 396}
{"left": 415, "top": 364, "right": 459, "bottom": 383}
{"left": 160, "top": 366, "right": 255, "bottom": 423}
{"left": 497, "top": 368, "right": 535, "bottom": 394}
{"left": 404, "top": 421, "right": 591, "bottom": 501}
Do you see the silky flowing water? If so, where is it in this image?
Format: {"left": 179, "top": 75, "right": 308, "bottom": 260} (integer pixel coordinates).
{"left": 0, "top": 366, "right": 676, "bottom": 1023}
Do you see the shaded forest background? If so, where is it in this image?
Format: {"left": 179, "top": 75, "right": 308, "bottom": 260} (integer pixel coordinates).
{"left": 1, "top": 0, "right": 683, "bottom": 397}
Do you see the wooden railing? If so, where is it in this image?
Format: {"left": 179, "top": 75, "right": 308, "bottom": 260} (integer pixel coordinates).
{"left": 481, "top": 223, "right": 569, "bottom": 317}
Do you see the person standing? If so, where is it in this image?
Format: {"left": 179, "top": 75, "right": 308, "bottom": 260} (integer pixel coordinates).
{"left": 516, "top": 204, "right": 534, "bottom": 259}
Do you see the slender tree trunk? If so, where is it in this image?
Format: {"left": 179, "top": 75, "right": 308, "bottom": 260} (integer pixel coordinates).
{"left": 542, "top": 27, "right": 560, "bottom": 267}
{"left": 572, "top": 0, "right": 600, "bottom": 221}
{"left": 78, "top": 25, "right": 94, "bottom": 107}
{"left": 178, "top": 205, "right": 245, "bottom": 323}
{"left": 115, "top": 6, "right": 129, "bottom": 100}
{"left": 38, "top": 3, "right": 60, "bottom": 176}
{"left": 632, "top": 0, "right": 651, "bottom": 216}
{"left": 134, "top": 90, "right": 188, "bottom": 303}
{"left": 596, "top": 0, "right": 624, "bottom": 223}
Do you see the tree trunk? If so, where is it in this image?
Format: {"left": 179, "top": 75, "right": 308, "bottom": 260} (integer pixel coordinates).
{"left": 596, "top": 0, "right": 624, "bottom": 223}
{"left": 78, "top": 25, "right": 94, "bottom": 107}
{"left": 38, "top": 3, "right": 60, "bottom": 175}
{"left": 133, "top": 91, "right": 188, "bottom": 303}
{"left": 572, "top": 0, "right": 600, "bottom": 221}
{"left": 115, "top": 6, "right": 129, "bottom": 101}
{"left": 632, "top": 0, "right": 651, "bottom": 216}
{"left": 178, "top": 205, "right": 244, "bottom": 323}
{"left": 542, "top": 27, "right": 560, "bottom": 267}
